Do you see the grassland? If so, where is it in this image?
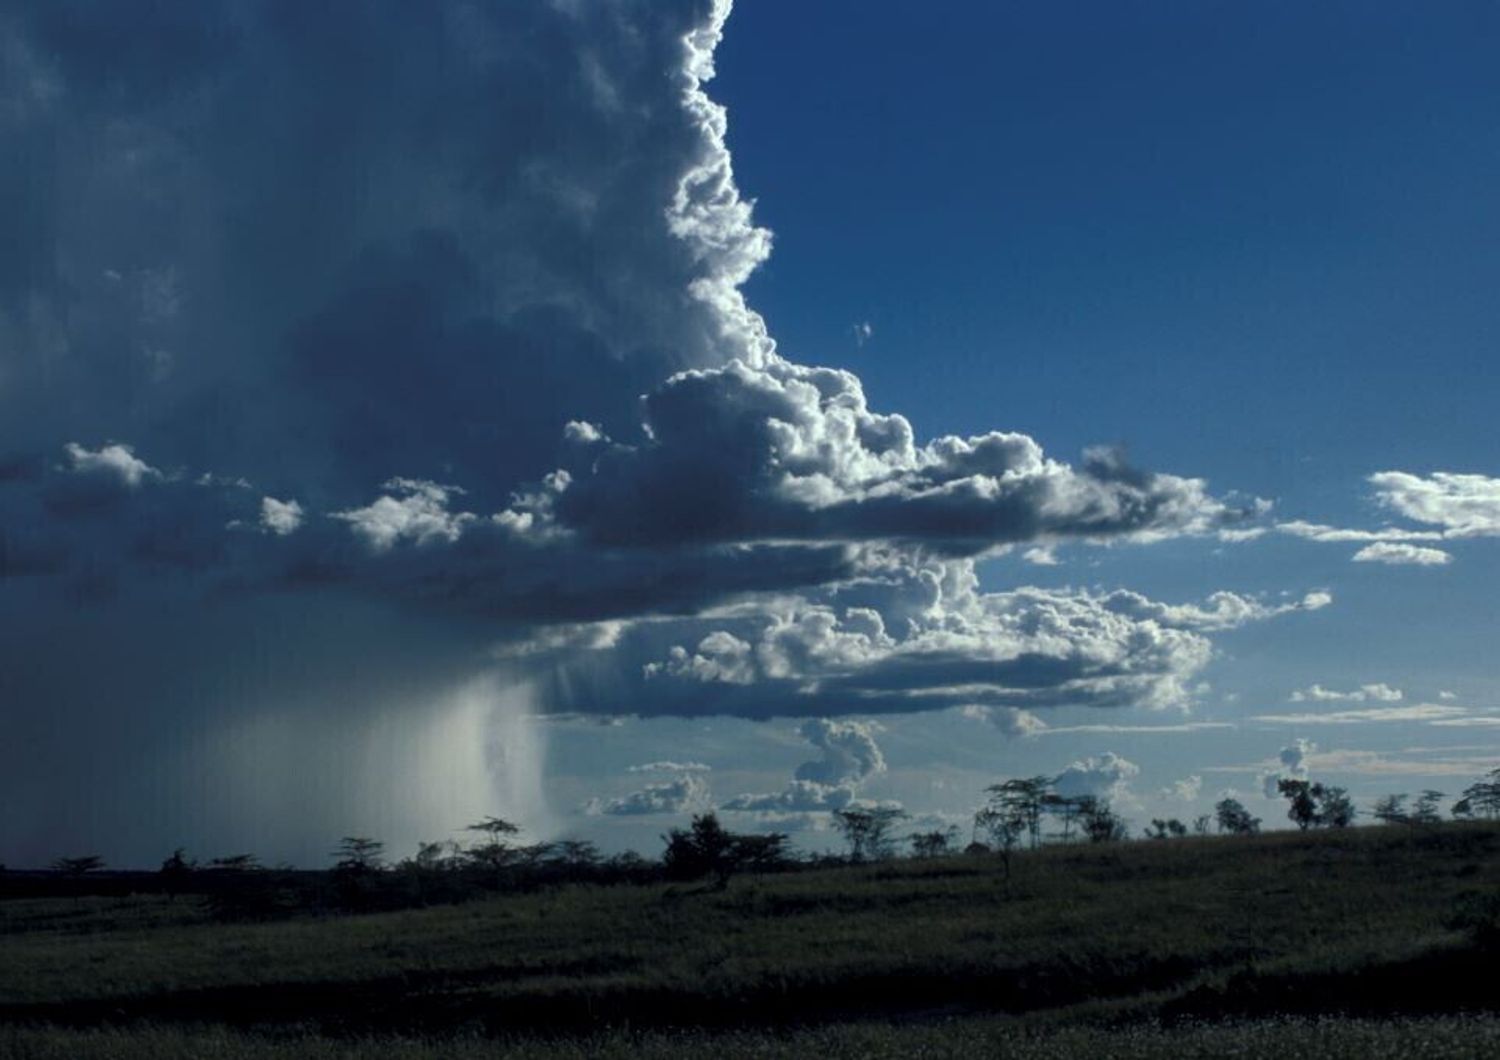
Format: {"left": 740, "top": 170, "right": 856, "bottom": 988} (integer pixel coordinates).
{"left": 2, "top": 823, "right": 1498, "bottom": 1057}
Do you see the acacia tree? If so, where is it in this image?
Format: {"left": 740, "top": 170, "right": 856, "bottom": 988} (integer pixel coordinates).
{"left": 1145, "top": 818, "right": 1188, "bottom": 840}
{"left": 1214, "top": 797, "right": 1261, "bottom": 835}
{"left": 464, "top": 816, "right": 522, "bottom": 882}
{"left": 1452, "top": 768, "right": 1500, "bottom": 820}
{"left": 909, "top": 828, "right": 958, "bottom": 858}
{"left": 332, "top": 837, "right": 385, "bottom": 873}
{"left": 985, "top": 777, "right": 1053, "bottom": 849}
{"left": 53, "top": 854, "right": 104, "bottom": 877}
{"left": 973, "top": 798, "right": 1027, "bottom": 882}
{"left": 1078, "top": 797, "right": 1128, "bottom": 843}
{"left": 1373, "top": 793, "right": 1410, "bottom": 826}
{"left": 1411, "top": 790, "right": 1445, "bottom": 825}
{"left": 662, "top": 813, "right": 789, "bottom": 887}
{"left": 833, "top": 806, "right": 908, "bottom": 863}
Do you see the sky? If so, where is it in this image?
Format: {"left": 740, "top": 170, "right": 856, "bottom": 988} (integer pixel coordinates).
{"left": 1, "top": 1, "right": 1497, "bottom": 867}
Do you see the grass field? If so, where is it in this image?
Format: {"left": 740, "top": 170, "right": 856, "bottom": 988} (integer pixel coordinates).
{"left": 2, "top": 823, "right": 1498, "bottom": 1057}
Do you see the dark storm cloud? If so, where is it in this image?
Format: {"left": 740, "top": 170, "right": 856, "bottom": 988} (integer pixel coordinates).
{"left": 0, "top": 0, "right": 1306, "bottom": 866}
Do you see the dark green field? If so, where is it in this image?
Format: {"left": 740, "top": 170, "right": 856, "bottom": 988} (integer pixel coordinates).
{"left": 3, "top": 823, "right": 1499, "bottom": 1058}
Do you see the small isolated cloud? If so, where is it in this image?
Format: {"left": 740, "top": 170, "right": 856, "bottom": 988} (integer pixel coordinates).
{"left": 1290, "top": 682, "right": 1403, "bottom": 703}
{"left": 961, "top": 705, "right": 1048, "bottom": 738}
{"left": 585, "top": 773, "right": 711, "bottom": 817}
{"left": 852, "top": 321, "right": 873, "bottom": 346}
{"left": 331, "top": 479, "right": 475, "bottom": 552}
{"left": 1022, "top": 546, "right": 1059, "bottom": 566}
{"left": 63, "top": 442, "right": 160, "bottom": 487}
{"left": 259, "top": 497, "right": 304, "bottom": 536}
{"left": 628, "top": 761, "right": 711, "bottom": 774}
{"left": 1160, "top": 775, "right": 1203, "bottom": 802}
{"left": 1352, "top": 542, "right": 1452, "bottom": 566}
{"left": 1439, "top": 691, "right": 1458, "bottom": 700}
{"left": 563, "top": 420, "right": 607, "bottom": 445}
{"left": 1053, "top": 751, "right": 1140, "bottom": 803}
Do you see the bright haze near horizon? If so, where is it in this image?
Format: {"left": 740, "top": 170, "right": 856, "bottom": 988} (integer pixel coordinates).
{"left": 1, "top": 0, "right": 1496, "bottom": 868}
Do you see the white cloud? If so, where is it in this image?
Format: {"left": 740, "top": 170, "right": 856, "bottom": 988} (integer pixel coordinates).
{"left": 63, "top": 442, "right": 160, "bottom": 487}
{"left": 1160, "top": 775, "right": 1203, "bottom": 802}
{"left": 1053, "top": 751, "right": 1140, "bottom": 803}
{"left": 721, "top": 717, "right": 885, "bottom": 816}
{"left": 1352, "top": 542, "right": 1452, "bottom": 566}
{"left": 1369, "top": 470, "right": 1500, "bottom": 537}
{"left": 628, "top": 761, "right": 711, "bottom": 774}
{"left": 332, "top": 479, "right": 475, "bottom": 552}
{"left": 585, "top": 773, "right": 711, "bottom": 817}
{"left": 1289, "top": 682, "right": 1403, "bottom": 703}
{"left": 1253, "top": 703, "right": 1468, "bottom": 725}
{"left": 259, "top": 496, "right": 304, "bottom": 536}
{"left": 962, "top": 705, "right": 1048, "bottom": 737}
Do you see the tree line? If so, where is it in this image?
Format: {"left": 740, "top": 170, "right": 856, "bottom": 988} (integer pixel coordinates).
{"left": 9, "top": 766, "right": 1497, "bottom": 916}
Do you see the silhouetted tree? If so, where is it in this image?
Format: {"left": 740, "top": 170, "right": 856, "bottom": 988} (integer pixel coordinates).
{"left": 974, "top": 799, "right": 1028, "bottom": 881}
{"left": 833, "top": 806, "right": 908, "bottom": 863}
{"left": 1145, "top": 818, "right": 1188, "bottom": 839}
{"left": 909, "top": 827, "right": 958, "bottom": 858}
{"left": 53, "top": 854, "right": 104, "bottom": 877}
{"left": 1412, "top": 790, "right": 1445, "bottom": 825}
{"left": 986, "top": 776, "right": 1053, "bottom": 849}
{"left": 1452, "top": 769, "right": 1500, "bottom": 820}
{"left": 1042, "top": 792, "right": 1091, "bottom": 843}
{"left": 1078, "top": 797, "right": 1128, "bottom": 843}
{"left": 1192, "top": 815, "right": 1213, "bottom": 835}
{"left": 1316, "top": 785, "right": 1355, "bottom": 828}
{"left": 662, "top": 813, "right": 787, "bottom": 887}
{"left": 1215, "top": 797, "right": 1261, "bottom": 835}
{"left": 208, "top": 854, "right": 260, "bottom": 872}
{"left": 333, "top": 836, "right": 385, "bottom": 873}
{"left": 464, "top": 816, "right": 522, "bottom": 883}
{"left": 1373, "top": 793, "right": 1410, "bottom": 826}
{"left": 1279, "top": 779, "right": 1319, "bottom": 830}
{"left": 159, "top": 848, "right": 196, "bottom": 900}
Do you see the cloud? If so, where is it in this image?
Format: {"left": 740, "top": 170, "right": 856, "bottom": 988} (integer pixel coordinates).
{"left": 331, "top": 479, "right": 476, "bottom": 552}
{"left": 259, "top": 497, "right": 304, "bottom": 537}
{"left": 852, "top": 321, "right": 873, "bottom": 346}
{"left": 1040, "top": 721, "right": 1234, "bottom": 735}
{"left": 1369, "top": 471, "right": 1500, "bottom": 537}
{"left": 626, "top": 556, "right": 1326, "bottom": 719}
{"left": 793, "top": 718, "right": 886, "bottom": 786}
{"left": 1277, "top": 471, "right": 1500, "bottom": 565}
{"left": 1053, "top": 751, "right": 1140, "bottom": 803}
{"left": 585, "top": 773, "right": 711, "bottom": 817}
{"left": 1253, "top": 703, "right": 1469, "bottom": 725}
{"left": 962, "top": 705, "right": 1049, "bottom": 737}
{"left": 1160, "top": 775, "right": 1203, "bottom": 802}
{"left": 721, "top": 716, "right": 884, "bottom": 816}
{"left": 63, "top": 442, "right": 161, "bottom": 488}
{"left": 1352, "top": 542, "right": 1452, "bottom": 566}
{"left": 628, "top": 761, "right": 711, "bottom": 774}
{"left": 1099, "top": 587, "right": 1331, "bottom": 632}
{"left": 1289, "top": 682, "right": 1403, "bottom": 703}
{"left": 1260, "top": 738, "right": 1314, "bottom": 798}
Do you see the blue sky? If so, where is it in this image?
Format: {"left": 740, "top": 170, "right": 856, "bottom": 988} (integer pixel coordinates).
{"left": 1, "top": 1, "right": 1497, "bottom": 866}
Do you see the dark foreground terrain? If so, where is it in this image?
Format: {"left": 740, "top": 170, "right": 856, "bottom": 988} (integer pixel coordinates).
{"left": 2, "top": 823, "right": 1498, "bottom": 1057}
